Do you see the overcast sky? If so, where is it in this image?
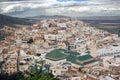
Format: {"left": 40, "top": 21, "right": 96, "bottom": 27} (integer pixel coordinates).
{"left": 0, "top": 0, "right": 120, "bottom": 17}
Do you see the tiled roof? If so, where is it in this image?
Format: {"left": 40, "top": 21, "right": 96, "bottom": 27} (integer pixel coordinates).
{"left": 46, "top": 49, "right": 97, "bottom": 66}
{"left": 77, "top": 55, "right": 93, "bottom": 61}
{"left": 46, "top": 49, "right": 67, "bottom": 61}
{"left": 67, "top": 55, "right": 97, "bottom": 66}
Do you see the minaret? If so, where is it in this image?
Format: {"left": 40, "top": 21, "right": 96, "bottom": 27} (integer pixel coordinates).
{"left": 90, "top": 40, "right": 97, "bottom": 57}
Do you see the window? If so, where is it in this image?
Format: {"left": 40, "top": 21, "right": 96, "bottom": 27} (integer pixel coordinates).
{"left": 54, "top": 71, "right": 56, "bottom": 73}
{"left": 48, "top": 36, "right": 51, "bottom": 38}
{"left": 61, "top": 71, "right": 64, "bottom": 73}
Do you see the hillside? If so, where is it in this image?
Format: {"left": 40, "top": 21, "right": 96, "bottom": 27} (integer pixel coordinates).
{"left": 82, "top": 19, "right": 120, "bottom": 36}
{"left": 0, "top": 14, "right": 36, "bottom": 40}
{"left": 78, "top": 16, "right": 120, "bottom": 20}
{"left": 0, "top": 14, "right": 35, "bottom": 28}
{"left": 27, "top": 15, "right": 70, "bottom": 20}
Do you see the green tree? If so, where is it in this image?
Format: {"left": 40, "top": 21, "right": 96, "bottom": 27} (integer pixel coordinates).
{"left": 26, "top": 60, "right": 59, "bottom": 80}
{"left": 0, "top": 71, "right": 25, "bottom": 80}
{"left": 0, "top": 60, "right": 59, "bottom": 80}
{"left": 9, "top": 71, "right": 25, "bottom": 80}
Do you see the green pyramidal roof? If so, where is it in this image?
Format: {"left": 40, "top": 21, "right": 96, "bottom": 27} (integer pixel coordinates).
{"left": 46, "top": 49, "right": 67, "bottom": 61}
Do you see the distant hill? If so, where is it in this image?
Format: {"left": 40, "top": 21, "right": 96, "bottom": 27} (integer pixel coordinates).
{"left": 78, "top": 16, "right": 120, "bottom": 20}
{"left": 82, "top": 19, "right": 120, "bottom": 26}
{"left": 80, "top": 16, "right": 120, "bottom": 36}
{"left": 0, "top": 14, "right": 35, "bottom": 28}
{"left": 27, "top": 15, "right": 70, "bottom": 20}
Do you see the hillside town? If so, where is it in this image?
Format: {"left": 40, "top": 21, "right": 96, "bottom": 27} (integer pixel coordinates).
{"left": 0, "top": 18, "right": 120, "bottom": 80}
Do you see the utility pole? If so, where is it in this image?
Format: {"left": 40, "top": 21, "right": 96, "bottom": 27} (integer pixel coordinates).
{"left": 17, "top": 50, "right": 20, "bottom": 72}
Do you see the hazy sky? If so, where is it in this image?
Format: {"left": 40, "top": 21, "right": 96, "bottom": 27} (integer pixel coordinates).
{"left": 0, "top": 0, "right": 120, "bottom": 17}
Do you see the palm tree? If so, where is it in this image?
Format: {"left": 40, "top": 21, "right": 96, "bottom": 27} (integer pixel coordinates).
{"left": 25, "top": 60, "right": 42, "bottom": 80}
{"left": 26, "top": 60, "right": 59, "bottom": 80}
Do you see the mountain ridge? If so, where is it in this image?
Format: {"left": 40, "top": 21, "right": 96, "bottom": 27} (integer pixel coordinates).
{"left": 27, "top": 15, "right": 120, "bottom": 20}
{"left": 0, "top": 14, "right": 35, "bottom": 28}
{"left": 27, "top": 15, "right": 70, "bottom": 20}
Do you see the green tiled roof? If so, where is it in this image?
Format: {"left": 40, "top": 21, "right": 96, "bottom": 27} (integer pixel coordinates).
{"left": 67, "top": 55, "right": 97, "bottom": 66}
{"left": 82, "top": 60, "right": 97, "bottom": 66}
{"left": 86, "top": 51, "right": 90, "bottom": 54}
{"left": 67, "top": 55, "right": 77, "bottom": 64}
{"left": 46, "top": 49, "right": 67, "bottom": 61}
{"left": 77, "top": 55, "right": 93, "bottom": 61}
{"left": 64, "top": 50, "right": 80, "bottom": 55}
{"left": 45, "top": 49, "right": 97, "bottom": 66}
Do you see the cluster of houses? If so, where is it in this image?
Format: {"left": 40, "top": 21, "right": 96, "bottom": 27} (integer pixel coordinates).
{"left": 0, "top": 18, "right": 120, "bottom": 80}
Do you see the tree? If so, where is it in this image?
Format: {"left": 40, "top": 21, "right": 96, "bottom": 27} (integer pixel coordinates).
{"left": 26, "top": 60, "right": 59, "bottom": 80}
{"left": 0, "top": 60, "right": 59, "bottom": 80}
{"left": 0, "top": 71, "right": 25, "bottom": 80}
{"left": 0, "top": 73, "right": 9, "bottom": 80}
{"left": 9, "top": 71, "right": 25, "bottom": 80}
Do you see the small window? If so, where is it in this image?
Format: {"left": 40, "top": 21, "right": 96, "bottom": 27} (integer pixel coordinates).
{"left": 48, "top": 36, "right": 51, "bottom": 38}
{"left": 50, "top": 70, "right": 52, "bottom": 73}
